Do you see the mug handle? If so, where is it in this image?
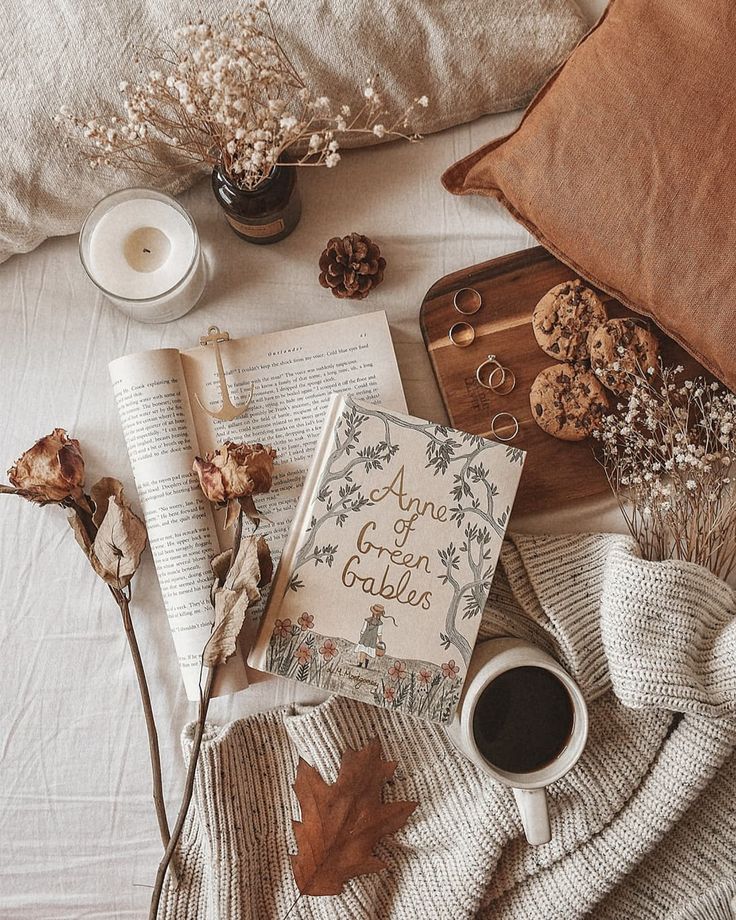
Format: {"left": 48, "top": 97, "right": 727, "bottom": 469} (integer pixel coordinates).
{"left": 513, "top": 787, "right": 551, "bottom": 845}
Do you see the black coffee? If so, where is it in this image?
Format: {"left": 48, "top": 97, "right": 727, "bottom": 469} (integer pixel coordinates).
{"left": 472, "top": 666, "right": 574, "bottom": 773}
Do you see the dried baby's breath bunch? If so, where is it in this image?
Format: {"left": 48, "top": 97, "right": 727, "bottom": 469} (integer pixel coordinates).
{"left": 594, "top": 363, "right": 736, "bottom": 578}
{"left": 57, "top": 1, "right": 428, "bottom": 190}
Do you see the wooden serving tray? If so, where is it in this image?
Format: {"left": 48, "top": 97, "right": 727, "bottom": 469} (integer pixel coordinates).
{"left": 419, "top": 247, "right": 704, "bottom": 515}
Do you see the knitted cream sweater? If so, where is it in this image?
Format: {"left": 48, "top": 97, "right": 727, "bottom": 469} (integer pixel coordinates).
{"left": 160, "top": 534, "right": 736, "bottom": 920}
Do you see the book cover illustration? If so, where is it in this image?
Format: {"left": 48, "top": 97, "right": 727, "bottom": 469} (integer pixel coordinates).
{"left": 256, "top": 396, "right": 525, "bottom": 724}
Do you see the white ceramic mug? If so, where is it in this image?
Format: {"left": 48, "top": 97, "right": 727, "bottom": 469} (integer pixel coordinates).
{"left": 446, "top": 638, "right": 588, "bottom": 846}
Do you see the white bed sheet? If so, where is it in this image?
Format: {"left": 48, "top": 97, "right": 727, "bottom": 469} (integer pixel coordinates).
{"left": 0, "top": 3, "right": 617, "bottom": 915}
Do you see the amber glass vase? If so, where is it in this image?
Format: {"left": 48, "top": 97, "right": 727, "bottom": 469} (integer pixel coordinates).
{"left": 211, "top": 165, "right": 301, "bottom": 244}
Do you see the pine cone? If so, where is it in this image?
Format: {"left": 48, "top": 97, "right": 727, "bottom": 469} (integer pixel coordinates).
{"left": 318, "top": 233, "right": 386, "bottom": 300}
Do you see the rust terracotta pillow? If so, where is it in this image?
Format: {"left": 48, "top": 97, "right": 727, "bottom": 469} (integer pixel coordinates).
{"left": 442, "top": 0, "right": 736, "bottom": 391}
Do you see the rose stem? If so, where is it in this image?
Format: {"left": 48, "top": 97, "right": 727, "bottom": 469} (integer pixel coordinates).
{"left": 282, "top": 892, "right": 304, "bottom": 919}
{"left": 148, "top": 664, "right": 216, "bottom": 919}
{"left": 111, "top": 585, "right": 174, "bottom": 877}
{"left": 71, "top": 500, "right": 175, "bottom": 879}
{"left": 147, "top": 510, "right": 244, "bottom": 902}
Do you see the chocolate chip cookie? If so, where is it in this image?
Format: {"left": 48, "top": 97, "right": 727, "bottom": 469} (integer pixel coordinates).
{"left": 589, "top": 318, "right": 660, "bottom": 394}
{"left": 529, "top": 364, "right": 610, "bottom": 441}
{"left": 532, "top": 279, "right": 608, "bottom": 362}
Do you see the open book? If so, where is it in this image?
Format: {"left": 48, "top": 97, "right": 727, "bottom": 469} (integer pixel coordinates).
{"left": 109, "top": 311, "right": 405, "bottom": 700}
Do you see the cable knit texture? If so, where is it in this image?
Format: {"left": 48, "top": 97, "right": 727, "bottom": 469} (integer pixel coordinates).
{"left": 159, "top": 533, "right": 736, "bottom": 920}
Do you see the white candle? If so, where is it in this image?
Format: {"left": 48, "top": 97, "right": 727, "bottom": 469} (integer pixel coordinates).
{"left": 80, "top": 189, "right": 206, "bottom": 323}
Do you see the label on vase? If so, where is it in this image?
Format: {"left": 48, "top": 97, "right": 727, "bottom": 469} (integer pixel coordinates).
{"left": 226, "top": 214, "right": 285, "bottom": 238}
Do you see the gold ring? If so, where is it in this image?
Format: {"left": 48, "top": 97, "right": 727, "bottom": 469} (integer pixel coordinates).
{"left": 448, "top": 321, "right": 475, "bottom": 348}
{"left": 476, "top": 354, "right": 505, "bottom": 389}
{"left": 490, "top": 412, "right": 519, "bottom": 442}
{"left": 490, "top": 367, "right": 516, "bottom": 396}
{"left": 453, "top": 287, "right": 482, "bottom": 315}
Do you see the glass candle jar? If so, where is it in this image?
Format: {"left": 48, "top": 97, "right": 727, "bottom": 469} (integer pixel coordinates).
{"left": 79, "top": 188, "right": 206, "bottom": 323}
{"left": 211, "top": 165, "right": 301, "bottom": 244}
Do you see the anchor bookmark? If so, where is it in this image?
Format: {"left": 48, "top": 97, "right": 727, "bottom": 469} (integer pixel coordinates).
{"left": 194, "top": 326, "right": 253, "bottom": 422}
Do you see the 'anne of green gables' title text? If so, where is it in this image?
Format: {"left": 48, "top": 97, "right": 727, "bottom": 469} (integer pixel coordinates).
{"left": 340, "top": 465, "right": 445, "bottom": 611}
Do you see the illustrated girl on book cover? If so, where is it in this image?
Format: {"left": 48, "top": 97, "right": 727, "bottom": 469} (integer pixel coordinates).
{"left": 355, "top": 603, "right": 396, "bottom": 667}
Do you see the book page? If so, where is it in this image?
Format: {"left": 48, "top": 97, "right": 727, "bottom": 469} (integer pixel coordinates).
{"left": 180, "top": 312, "right": 406, "bottom": 656}
{"left": 109, "top": 348, "right": 248, "bottom": 700}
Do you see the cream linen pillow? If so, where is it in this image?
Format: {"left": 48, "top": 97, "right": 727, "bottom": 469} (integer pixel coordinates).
{"left": 0, "top": 0, "right": 586, "bottom": 263}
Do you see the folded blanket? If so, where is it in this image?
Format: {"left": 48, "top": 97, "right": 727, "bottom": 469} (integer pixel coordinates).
{"left": 160, "top": 533, "right": 736, "bottom": 920}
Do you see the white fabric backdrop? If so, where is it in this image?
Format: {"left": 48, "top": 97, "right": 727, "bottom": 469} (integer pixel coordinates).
{"left": 0, "top": 2, "right": 614, "bottom": 916}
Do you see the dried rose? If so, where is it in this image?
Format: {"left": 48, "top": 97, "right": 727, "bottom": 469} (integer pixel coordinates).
{"left": 193, "top": 441, "right": 276, "bottom": 527}
{"left": 193, "top": 442, "right": 276, "bottom": 501}
{"left": 69, "top": 477, "right": 147, "bottom": 588}
{"left": 8, "top": 428, "right": 87, "bottom": 507}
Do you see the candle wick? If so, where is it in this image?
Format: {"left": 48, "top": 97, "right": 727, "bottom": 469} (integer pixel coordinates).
{"left": 143, "top": 248, "right": 151, "bottom": 253}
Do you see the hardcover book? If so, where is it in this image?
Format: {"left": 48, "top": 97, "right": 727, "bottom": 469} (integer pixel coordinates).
{"left": 248, "top": 395, "right": 526, "bottom": 723}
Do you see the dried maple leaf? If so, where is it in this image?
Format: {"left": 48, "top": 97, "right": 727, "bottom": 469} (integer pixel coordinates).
{"left": 291, "top": 738, "right": 418, "bottom": 896}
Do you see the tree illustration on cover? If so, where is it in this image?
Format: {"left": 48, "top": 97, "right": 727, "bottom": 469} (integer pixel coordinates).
{"left": 267, "top": 399, "right": 523, "bottom": 723}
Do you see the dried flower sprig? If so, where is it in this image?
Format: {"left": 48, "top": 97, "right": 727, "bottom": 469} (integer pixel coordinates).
{"left": 3, "top": 430, "right": 277, "bottom": 911}
{"left": 594, "top": 363, "right": 736, "bottom": 578}
{"left": 1, "top": 431, "right": 173, "bottom": 870}
{"left": 148, "top": 441, "right": 275, "bottom": 918}
{"left": 57, "top": 3, "right": 429, "bottom": 190}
